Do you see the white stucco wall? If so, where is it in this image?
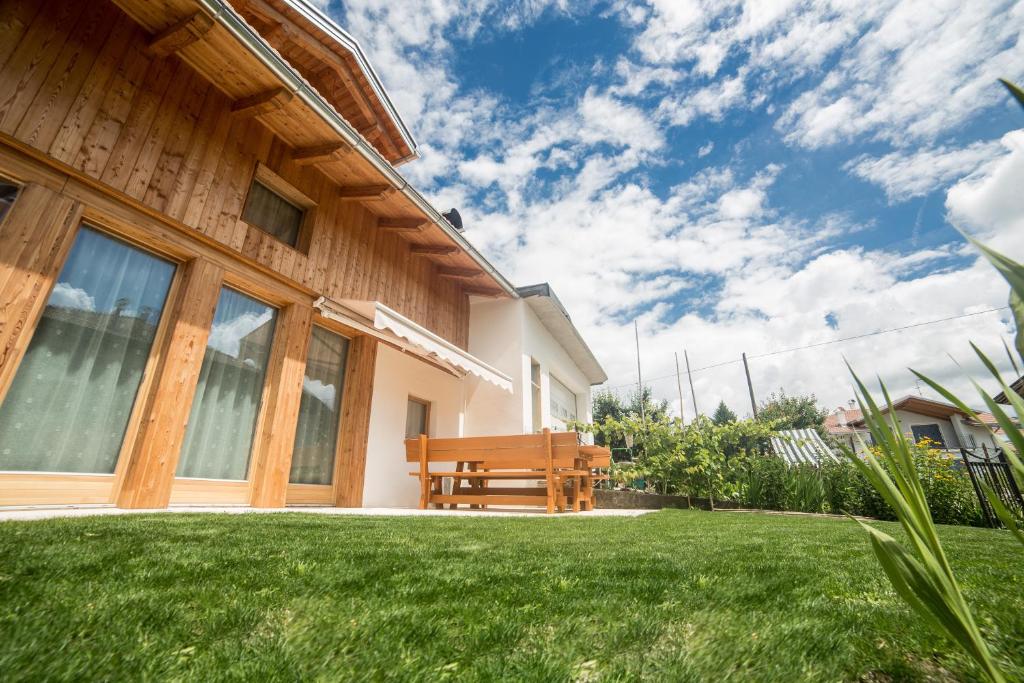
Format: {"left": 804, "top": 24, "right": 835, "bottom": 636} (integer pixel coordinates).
{"left": 465, "top": 297, "right": 595, "bottom": 437}
{"left": 361, "top": 344, "right": 464, "bottom": 508}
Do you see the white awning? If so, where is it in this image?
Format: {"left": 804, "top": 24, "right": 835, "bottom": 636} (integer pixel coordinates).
{"left": 314, "top": 298, "right": 513, "bottom": 393}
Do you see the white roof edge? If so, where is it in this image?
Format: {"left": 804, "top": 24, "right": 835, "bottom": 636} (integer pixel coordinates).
{"left": 516, "top": 286, "right": 607, "bottom": 385}
{"left": 281, "top": 0, "right": 418, "bottom": 158}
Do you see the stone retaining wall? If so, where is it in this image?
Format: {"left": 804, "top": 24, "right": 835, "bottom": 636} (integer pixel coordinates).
{"left": 594, "top": 489, "right": 741, "bottom": 511}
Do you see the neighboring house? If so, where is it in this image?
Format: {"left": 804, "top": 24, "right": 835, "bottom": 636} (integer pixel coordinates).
{"left": 0, "top": 0, "right": 604, "bottom": 510}
{"left": 824, "top": 404, "right": 869, "bottom": 453}
{"left": 993, "top": 375, "right": 1024, "bottom": 404}
{"left": 827, "top": 397, "right": 1001, "bottom": 456}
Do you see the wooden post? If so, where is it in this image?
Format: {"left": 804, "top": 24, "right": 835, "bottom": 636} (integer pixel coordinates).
{"left": 743, "top": 352, "right": 758, "bottom": 419}
{"left": 334, "top": 335, "right": 378, "bottom": 507}
{"left": 674, "top": 351, "right": 686, "bottom": 424}
{"left": 544, "top": 427, "right": 554, "bottom": 514}
{"left": 418, "top": 434, "right": 428, "bottom": 510}
{"left": 0, "top": 184, "right": 82, "bottom": 405}
{"left": 684, "top": 350, "right": 698, "bottom": 418}
{"left": 116, "top": 258, "right": 223, "bottom": 508}
{"left": 249, "top": 303, "right": 314, "bottom": 508}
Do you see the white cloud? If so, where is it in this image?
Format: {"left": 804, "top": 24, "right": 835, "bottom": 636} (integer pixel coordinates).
{"left": 778, "top": 0, "right": 1024, "bottom": 148}
{"left": 946, "top": 129, "right": 1024, "bottom": 255}
{"left": 697, "top": 142, "right": 714, "bottom": 157}
{"left": 49, "top": 283, "right": 95, "bottom": 311}
{"left": 207, "top": 310, "right": 273, "bottom": 358}
{"left": 845, "top": 139, "right": 1004, "bottom": 202}
{"left": 328, "top": 0, "right": 1023, "bottom": 420}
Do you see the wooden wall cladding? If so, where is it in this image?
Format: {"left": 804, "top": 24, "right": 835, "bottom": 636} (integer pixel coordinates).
{"left": 0, "top": 0, "right": 470, "bottom": 348}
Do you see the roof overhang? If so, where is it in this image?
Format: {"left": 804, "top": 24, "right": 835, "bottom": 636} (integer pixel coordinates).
{"left": 111, "top": 0, "right": 518, "bottom": 298}
{"left": 516, "top": 283, "right": 607, "bottom": 385}
{"left": 315, "top": 298, "right": 513, "bottom": 393}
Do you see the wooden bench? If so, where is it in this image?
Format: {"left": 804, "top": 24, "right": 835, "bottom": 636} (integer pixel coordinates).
{"left": 404, "top": 429, "right": 603, "bottom": 513}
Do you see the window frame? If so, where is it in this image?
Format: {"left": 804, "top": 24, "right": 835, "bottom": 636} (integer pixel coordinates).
{"left": 176, "top": 283, "right": 281, "bottom": 482}
{"left": 288, "top": 323, "right": 352, "bottom": 487}
{"left": 406, "top": 395, "right": 432, "bottom": 439}
{"left": 0, "top": 221, "right": 183, "bottom": 481}
{"left": 240, "top": 163, "right": 317, "bottom": 252}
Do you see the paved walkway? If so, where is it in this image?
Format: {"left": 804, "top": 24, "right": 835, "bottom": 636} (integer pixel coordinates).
{"left": 0, "top": 505, "right": 654, "bottom": 522}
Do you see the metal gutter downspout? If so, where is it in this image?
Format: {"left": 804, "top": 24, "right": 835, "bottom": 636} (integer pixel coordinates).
{"left": 195, "top": 0, "right": 519, "bottom": 298}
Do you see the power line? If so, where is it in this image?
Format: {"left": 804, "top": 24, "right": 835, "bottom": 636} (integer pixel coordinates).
{"left": 602, "top": 306, "right": 1010, "bottom": 391}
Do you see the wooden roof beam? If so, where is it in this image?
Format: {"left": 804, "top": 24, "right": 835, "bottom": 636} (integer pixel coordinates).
{"left": 462, "top": 286, "right": 503, "bottom": 298}
{"left": 437, "top": 267, "right": 483, "bottom": 280}
{"left": 147, "top": 11, "right": 214, "bottom": 57}
{"left": 378, "top": 217, "right": 427, "bottom": 232}
{"left": 240, "top": 0, "right": 403, "bottom": 158}
{"left": 410, "top": 245, "right": 458, "bottom": 257}
{"left": 231, "top": 88, "right": 293, "bottom": 118}
{"left": 338, "top": 185, "right": 394, "bottom": 202}
{"left": 291, "top": 142, "right": 352, "bottom": 165}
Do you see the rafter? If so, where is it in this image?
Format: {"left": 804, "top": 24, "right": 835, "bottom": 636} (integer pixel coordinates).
{"left": 231, "top": 88, "right": 292, "bottom": 118}
{"left": 462, "top": 286, "right": 503, "bottom": 297}
{"left": 377, "top": 217, "right": 427, "bottom": 232}
{"left": 147, "top": 12, "right": 214, "bottom": 57}
{"left": 410, "top": 245, "right": 458, "bottom": 257}
{"left": 337, "top": 185, "right": 393, "bottom": 202}
{"left": 290, "top": 142, "right": 352, "bottom": 165}
{"left": 437, "top": 267, "right": 482, "bottom": 280}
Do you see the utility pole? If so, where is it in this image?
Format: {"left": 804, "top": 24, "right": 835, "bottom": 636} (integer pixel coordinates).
{"left": 634, "top": 320, "right": 645, "bottom": 422}
{"left": 684, "top": 349, "right": 698, "bottom": 417}
{"left": 742, "top": 352, "right": 758, "bottom": 418}
{"left": 674, "top": 352, "right": 686, "bottom": 424}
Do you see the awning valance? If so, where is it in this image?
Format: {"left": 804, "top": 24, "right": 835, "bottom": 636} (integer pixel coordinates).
{"left": 314, "top": 298, "right": 513, "bottom": 393}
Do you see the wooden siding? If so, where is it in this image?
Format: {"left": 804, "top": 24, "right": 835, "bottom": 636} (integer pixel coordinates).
{"left": 0, "top": 0, "right": 471, "bottom": 348}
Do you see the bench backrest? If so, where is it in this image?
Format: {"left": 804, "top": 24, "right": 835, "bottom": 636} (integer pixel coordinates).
{"left": 579, "top": 445, "right": 611, "bottom": 469}
{"left": 404, "top": 431, "right": 580, "bottom": 470}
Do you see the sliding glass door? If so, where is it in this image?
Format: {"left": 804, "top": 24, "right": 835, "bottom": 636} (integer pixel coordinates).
{"left": 176, "top": 288, "right": 277, "bottom": 480}
{"left": 289, "top": 327, "right": 349, "bottom": 485}
{"left": 0, "top": 227, "right": 175, "bottom": 473}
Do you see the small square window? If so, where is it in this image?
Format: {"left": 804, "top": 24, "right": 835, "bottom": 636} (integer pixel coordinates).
{"left": 0, "top": 182, "right": 19, "bottom": 223}
{"left": 405, "top": 397, "right": 430, "bottom": 439}
{"left": 241, "top": 179, "right": 305, "bottom": 247}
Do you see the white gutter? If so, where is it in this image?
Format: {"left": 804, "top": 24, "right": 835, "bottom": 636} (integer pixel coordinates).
{"left": 196, "top": 0, "right": 519, "bottom": 297}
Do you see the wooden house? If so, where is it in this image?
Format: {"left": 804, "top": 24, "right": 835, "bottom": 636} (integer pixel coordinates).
{"left": 0, "top": 0, "right": 605, "bottom": 510}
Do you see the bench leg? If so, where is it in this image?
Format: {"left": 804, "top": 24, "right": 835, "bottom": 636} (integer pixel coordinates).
{"left": 572, "top": 476, "right": 581, "bottom": 512}
{"left": 431, "top": 477, "right": 443, "bottom": 510}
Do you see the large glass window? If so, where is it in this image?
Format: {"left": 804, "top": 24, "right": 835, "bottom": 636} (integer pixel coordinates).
{"left": 0, "top": 227, "right": 175, "bottom": 473}
{"left": 289, "top": 327, "right": 349, "bottom": 485}
{"left": 176, "top": 288, "right": 276, "bottom": 480}
{"left": 549, "top": 375, "right": 578, "bottom": 425}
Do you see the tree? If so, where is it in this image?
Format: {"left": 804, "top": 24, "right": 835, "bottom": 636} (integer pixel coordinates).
{"left": 625, "top": 386, "right": 670, "bottom": 423}
{"left": 757, "top": 390, "right": 828, "bottom": 433}
{"left": 712, "top": 400, "right": 737, "bottom": 425}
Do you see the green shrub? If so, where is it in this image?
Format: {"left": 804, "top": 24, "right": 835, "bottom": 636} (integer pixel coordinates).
{"left": 783, "top": 463, "right": 827, "bottom": 513}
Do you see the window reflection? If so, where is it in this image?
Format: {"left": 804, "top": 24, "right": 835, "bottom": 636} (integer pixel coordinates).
{"left": 0, "top": 227, "right": 175, "bottom": 473}
{"left": 177, "top": 288, "right": 277, "bottom": 480}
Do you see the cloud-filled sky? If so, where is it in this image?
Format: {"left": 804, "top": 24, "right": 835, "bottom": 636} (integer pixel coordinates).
{"left": 321, "top": 0, "right": 1024, "bottom": 417}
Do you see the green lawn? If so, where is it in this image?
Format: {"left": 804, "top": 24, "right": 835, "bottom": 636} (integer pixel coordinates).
{"left": 0, "top": 510, "right": 1021, "bottom": 682}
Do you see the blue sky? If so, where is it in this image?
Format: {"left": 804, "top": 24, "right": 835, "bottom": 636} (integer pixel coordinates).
{"left": 324, "top": 0, "right": 1024, "bottom": 416}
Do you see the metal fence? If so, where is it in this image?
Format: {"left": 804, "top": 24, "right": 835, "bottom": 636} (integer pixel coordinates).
{"left": 960, "top": 445, "right": 1024, "bottom": 528}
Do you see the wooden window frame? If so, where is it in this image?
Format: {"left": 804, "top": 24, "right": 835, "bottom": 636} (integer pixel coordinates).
{"left": 175, "top": 282, "right": 281, "bottom": 485}
{"left": 240, "top": 162, "right": 317, "bottom": 253}
{"left": 406, "top": 395, "right": 432, "bottom": 439}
